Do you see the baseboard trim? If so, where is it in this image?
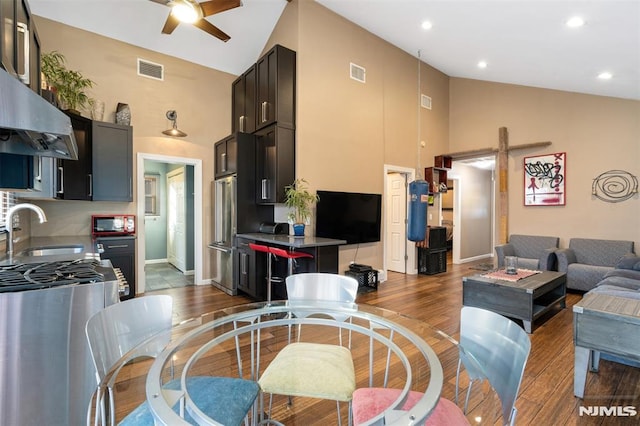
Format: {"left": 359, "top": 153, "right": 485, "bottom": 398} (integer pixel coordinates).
{"left": 145, "top": 258, "right": 168, "bottom": 265}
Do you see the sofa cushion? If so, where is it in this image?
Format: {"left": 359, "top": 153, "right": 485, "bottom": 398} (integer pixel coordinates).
{"left": 569, "top": 238, "right": 634, "bottom": 267}
{"left": 616, "top": 255, "right": 640, "bottom": 270}
{"left": 596, "top": 276, "right": 640, "bottom": 291}
{"left": 566, "top": 264, "right": 612, "bottom": 292}
{"left": 509, "top": 234, "right": 559, "bottom": 259}
{"left": 588, "top": 284, "right": 640, "bottom": 300}
{"left": 604, "top": 268, "right": 640, "bottom": 281}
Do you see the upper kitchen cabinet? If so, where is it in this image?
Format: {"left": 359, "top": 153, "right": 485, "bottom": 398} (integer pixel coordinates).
{"left": 0, "top": 0, "right": 17, "bottom": 77}
{"left": 92, "top": 121, "right": 133, "bottom": 201}
{"left": 58, "top": 112, "right": 133, "bottom": 201}
{"left": 256, "top": 44, "right": 296, "bottom": 131}
{"left": 231, "top": 65, "right": 256, "bottom": 134}
{"left": 1, "top": 0, "right": 40, "bottom": 92}
{"left": 255, "top": 124, "right": 294, "bottom": 204}
{"left": 214, "top": 134, "right": 237, "bottom": 178}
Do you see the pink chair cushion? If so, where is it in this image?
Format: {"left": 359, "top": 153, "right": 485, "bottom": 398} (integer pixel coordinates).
{"left": 352, "top": 387, "right": 470, "bottom": 425}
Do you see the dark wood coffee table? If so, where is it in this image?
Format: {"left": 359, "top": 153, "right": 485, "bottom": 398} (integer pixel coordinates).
{"left": 462, "top": 270, "right": 566, "bottom": 333}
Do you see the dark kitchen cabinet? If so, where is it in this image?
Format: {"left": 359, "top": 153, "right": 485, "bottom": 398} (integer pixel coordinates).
{"left": 231, "top": 65, "right": 256, "bottom": 133}
{"left": 59, "top": 113, "right": 92, "bottom": 200}
{"left": 214, "top": 134, "right": 237, "bottom": 178}
{"left": 92, "top": 121, "right": 133, "bottom": 201}
{"left": 0, "top": 0, "right": 39, "bottom": 89}
{"left": 256, "top": 44, "right": 296, "bottom": 131}
{"left": 255, "top": 124, "right": 294, "bottom": 204}
{"left": 0, "top": 0, "right": 16, "bottom": 76}
{"left": 0, "top": 0, "right": 41, "bottom": 191}
{"left": 0, "top": 153, "right": 33, "bottom": 189}
{"left": 58, "top": 112, "right": 133, "bottom": 201}
{"left": 97, "top": 236, "right": 136, "bottom": 301}
{"left": 235, "top": 237, "right": 260, "bottom": 299}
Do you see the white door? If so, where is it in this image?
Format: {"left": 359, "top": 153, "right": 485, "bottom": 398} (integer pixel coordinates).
{"left": 167, "top": 167, "right": 187, "bottom": 272}
{"left": 386, "top": 172, "right": 407, "bottom": 273}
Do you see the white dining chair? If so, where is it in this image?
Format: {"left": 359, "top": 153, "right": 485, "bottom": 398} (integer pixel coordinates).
{"left": 352, "top": 306, "right": 531, "bottom": 426}
{"left": 258, "top": 273, "right": 359, "bottom": 426}
{"left": 85, "top": 295, "right": 260, "bottom": 426}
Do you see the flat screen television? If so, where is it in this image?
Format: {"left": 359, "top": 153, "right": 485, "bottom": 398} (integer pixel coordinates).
{"left": 315, "top": 190, "right": 382, "bottom": 244}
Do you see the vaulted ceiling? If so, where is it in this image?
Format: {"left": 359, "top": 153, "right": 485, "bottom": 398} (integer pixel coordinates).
{"left": 30, "top": 0, "right": 640, "bottom": 100}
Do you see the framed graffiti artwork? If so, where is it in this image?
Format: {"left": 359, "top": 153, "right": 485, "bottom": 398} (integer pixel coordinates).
{"left": 523, "top": 152, "right": 566, "bottom": 206}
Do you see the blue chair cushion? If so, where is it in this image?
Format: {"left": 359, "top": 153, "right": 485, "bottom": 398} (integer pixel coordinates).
{"left": 121, "top": 376, "right": 259, "bottom": 426}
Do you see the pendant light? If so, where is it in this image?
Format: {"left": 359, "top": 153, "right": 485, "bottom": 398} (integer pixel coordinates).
{"left": 162, "top": 110, "right": 187, "bottom": 137}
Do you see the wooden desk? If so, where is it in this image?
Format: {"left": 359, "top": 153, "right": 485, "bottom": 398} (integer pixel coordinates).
{"left": 573, "top": 293, "right": 640, "bottom": 398}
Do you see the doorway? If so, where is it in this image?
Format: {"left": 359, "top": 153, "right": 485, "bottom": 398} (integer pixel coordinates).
{"left": 167, "top": 167, "right": 187, "bottom": 273}
{"left": 136, "top": 153, "right": 203, "bottom": 294}
{"left": 450, "top": 156, "right": 495, "bottom": 264}
{"left": 383, "top": 165, "right": 417, "bottom": 276}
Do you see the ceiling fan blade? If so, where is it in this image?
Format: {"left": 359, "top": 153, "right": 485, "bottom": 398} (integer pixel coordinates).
{"left": 162, "top": 12, "right": 181, "bottom": 34}
{"left": 193, "top": 18, "right": 230, "bottom": 42}
{"left": 199, "top": 0, "right": 241, "bottom": 17}
{"left": 148, "top": 0, "right": 170, "bottom": 6}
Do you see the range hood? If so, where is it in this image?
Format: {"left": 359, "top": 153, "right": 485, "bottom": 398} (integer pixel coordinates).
{"left": 0, "top": 67, "right": 78, "bottom": 160}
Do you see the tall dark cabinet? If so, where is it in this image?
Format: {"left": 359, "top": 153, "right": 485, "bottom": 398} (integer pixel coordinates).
{"left": 231, "top": 65, "right": 256, "bottom": 134}
{"left": 256, "top": 45, "right": 296, "bottom": 131}
{"left": 255, "top": 124, "right": 294, "bottom": 204}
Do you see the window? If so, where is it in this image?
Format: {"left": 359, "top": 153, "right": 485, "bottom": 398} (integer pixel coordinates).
{"left": 0, "top": 191, "right": 16, "bottom": 228}
{"left": 144, "top": 175, "right": 159, "bottom": 215}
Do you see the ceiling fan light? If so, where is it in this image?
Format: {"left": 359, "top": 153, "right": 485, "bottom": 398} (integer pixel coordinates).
{"left": 171, "top": 1, "right": 202, "bottom": 23}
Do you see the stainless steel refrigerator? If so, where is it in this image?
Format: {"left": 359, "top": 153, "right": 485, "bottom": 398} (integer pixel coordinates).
{"left": 210, "top": 175, "right": 237, "bottom": 295}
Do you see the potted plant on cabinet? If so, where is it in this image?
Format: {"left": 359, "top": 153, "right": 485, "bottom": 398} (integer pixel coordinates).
{"left": 41, "top": 51, "right": 95, "bottom": 115}
{"left": 284, "top": 178, "right": 319, "bottom": 237}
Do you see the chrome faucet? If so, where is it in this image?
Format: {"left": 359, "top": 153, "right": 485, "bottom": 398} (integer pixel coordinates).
{"left": 5, "top": 203, "right": 47, "bottom": 255}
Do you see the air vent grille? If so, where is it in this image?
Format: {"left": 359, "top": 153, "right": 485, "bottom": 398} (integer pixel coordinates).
{"left": 137, "top": 58, "right": 164, "bottom": 81}
{"left": 350, "top": 63, "right": 366, "bottom": 83}
{"left": 421, "top": 94, "right": 432, "bottom": 110}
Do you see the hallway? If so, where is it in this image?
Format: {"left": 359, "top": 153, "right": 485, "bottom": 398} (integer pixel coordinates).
{"left": 144, "top": 262, "right": 193, "bottom": 291}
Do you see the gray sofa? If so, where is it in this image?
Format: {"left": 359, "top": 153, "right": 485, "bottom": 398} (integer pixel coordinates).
{"left": 556, "top": 238, "right": 636, "bottom": 291}
{"left": 494, "top": 234, "right": 559, "bottom": 271}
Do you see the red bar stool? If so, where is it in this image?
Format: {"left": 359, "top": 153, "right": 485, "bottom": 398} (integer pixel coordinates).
{"left": 248, "top": 243, "right": 282, "bottom": 305}
{"left": 269, "top": 247, "right": 314, "bottom": 277}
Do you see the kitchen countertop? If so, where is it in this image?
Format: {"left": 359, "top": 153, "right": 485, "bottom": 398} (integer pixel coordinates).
{"left": 0, "top": 235, "right": 100, "bottom": 266}
{"left": 236, "top": 233, "right": 347, "bottom": 248}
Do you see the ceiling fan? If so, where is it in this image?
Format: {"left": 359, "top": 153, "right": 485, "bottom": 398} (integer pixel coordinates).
{"left": 149, "top": 0, "right": 241, "bottom": 42}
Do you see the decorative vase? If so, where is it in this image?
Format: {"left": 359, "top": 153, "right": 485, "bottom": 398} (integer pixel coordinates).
{"left": 293, "top": 223, "right": 305, "bottom": 237}
{"left": 91, "top": 100, "right": 105, "bottom": 121}
{"left": 116, "top": 102, "right": 131, "bottom": 125}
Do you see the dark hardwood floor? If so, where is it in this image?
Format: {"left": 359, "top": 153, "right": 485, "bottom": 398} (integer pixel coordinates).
{"left": 143, "top": 256, "right": 640, "bottom": 425}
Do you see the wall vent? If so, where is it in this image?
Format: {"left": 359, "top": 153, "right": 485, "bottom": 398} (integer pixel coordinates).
{"left": 350, "top": 62, "right": 366, "bottom": 83}
{"left": 137, "top": 58, "right": 164, "bottom": 81}
{"left": 421, "top": 94, "right": 432, "bottom": 110}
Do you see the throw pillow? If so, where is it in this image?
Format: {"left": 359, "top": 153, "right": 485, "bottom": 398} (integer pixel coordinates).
{"left": 616, "top": 255, "right": 640, "bottom": 270}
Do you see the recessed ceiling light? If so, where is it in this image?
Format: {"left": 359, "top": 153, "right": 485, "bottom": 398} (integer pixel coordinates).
{"left": 566, "top": 16, "right": 585, "bottom": 28}
{"left": 421, "top": 20, "right": 433, "bottom": 30}
{"left": 598, "top": 72, "right": 613, "bottom": 80}
{"left": 477, "top": 61, "right": 488, "bottom": 69}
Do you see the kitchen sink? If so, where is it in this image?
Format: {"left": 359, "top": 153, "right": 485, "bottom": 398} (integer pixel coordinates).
{"left": 21, "top": 245, "right": 84, "bottom": 257}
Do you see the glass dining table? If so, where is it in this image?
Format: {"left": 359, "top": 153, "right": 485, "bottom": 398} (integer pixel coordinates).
{"left": 94, "top": 301, "right": 497, "bottom": 425}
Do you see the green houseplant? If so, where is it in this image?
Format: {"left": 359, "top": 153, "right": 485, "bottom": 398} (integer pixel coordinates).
{"left": 41, "top": 51, "right": 94, "bottom": 114}
{"left": 284, "top": 178, "right": 319, "bottom": 236}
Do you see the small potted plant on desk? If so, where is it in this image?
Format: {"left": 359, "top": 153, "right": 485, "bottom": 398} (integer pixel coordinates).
{"left": 284, "top": 178, "right": 319, "bottom": 237}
